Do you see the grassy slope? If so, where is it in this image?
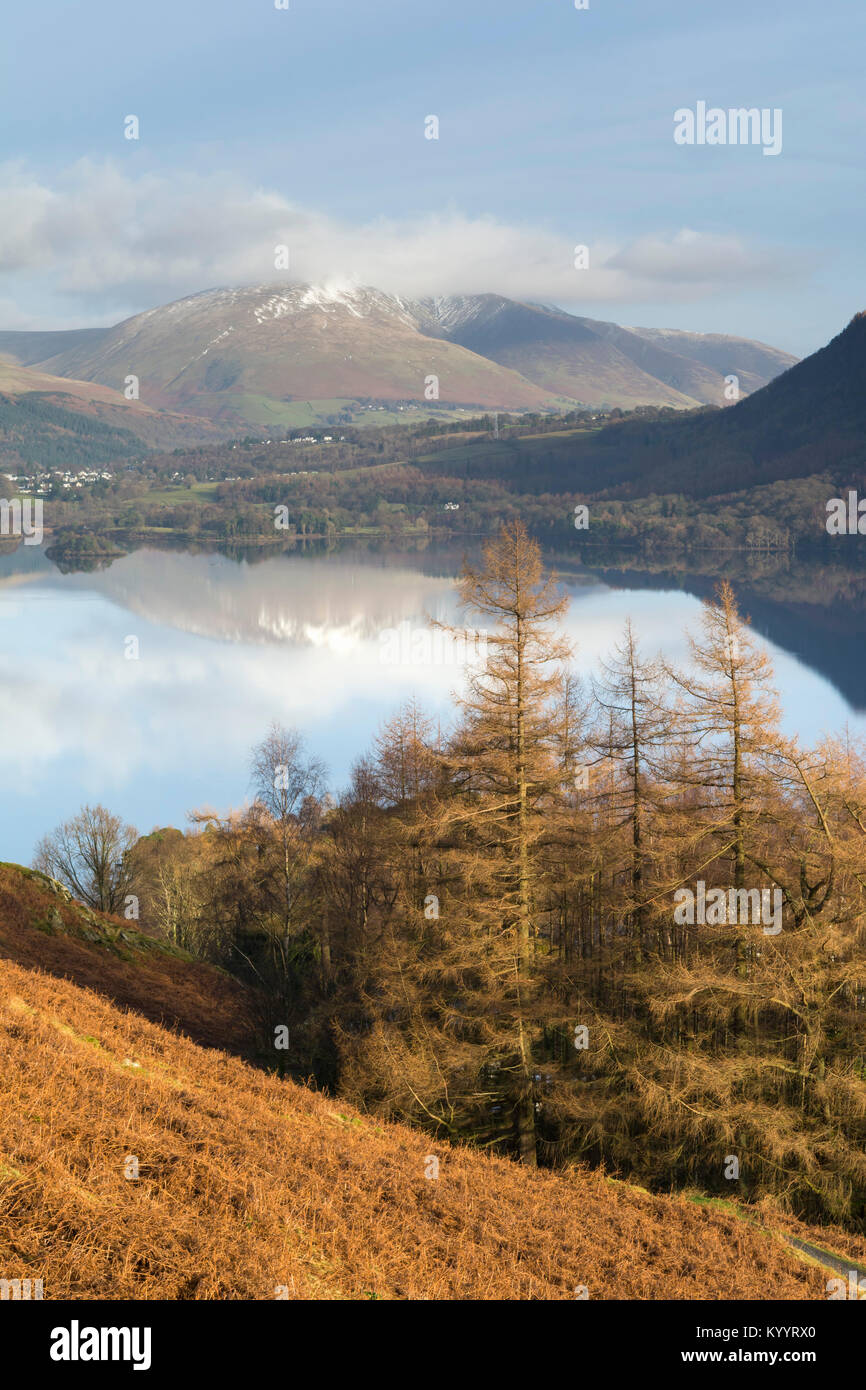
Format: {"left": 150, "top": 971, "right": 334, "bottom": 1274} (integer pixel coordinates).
{"left": 0, "top": 357, "right": 136, "bottom": 401}
{"left": 1, "top": 864, "right": 861, "bottom": 1300}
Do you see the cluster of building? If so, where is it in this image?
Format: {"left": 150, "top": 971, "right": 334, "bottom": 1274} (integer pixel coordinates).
{"left": 3, "top": 469, "right": 114, "bottom": 494}
{"left": 229, "top": 435, "right": 343, "bottom": 449}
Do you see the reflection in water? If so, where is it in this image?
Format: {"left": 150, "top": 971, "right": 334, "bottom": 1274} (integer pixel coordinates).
{"left": 4, "top": 543, "right": 463, "bottom": 648}
{"left": 1, "top": 540, "right": 865, "bottom": 866}
{"left": 576, "top": 559, "right": 866, "bottom": 714}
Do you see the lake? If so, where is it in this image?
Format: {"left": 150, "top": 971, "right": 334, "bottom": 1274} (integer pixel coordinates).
{"left": 1, "top": 538, "right": 864, "bottom": 866}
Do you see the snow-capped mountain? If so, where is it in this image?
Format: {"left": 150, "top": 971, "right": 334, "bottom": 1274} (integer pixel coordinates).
{"left": 0, "top": 284, "right": 798, "bottom": 430}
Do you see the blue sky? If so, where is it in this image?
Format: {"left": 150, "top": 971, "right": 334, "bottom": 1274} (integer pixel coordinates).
{"left": 1, "top": 0, "right": 863, "bottom": 354}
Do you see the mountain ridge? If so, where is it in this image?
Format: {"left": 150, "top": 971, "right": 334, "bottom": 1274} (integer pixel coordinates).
{"left": 556, "top": 309, "right": 866, "bottom": 499}
{"left": 0, "top": 284, "right": 797, "bottom": 432}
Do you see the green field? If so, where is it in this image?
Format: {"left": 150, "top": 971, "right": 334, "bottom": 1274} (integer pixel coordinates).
{"left": 229, "top": 393, "right": 533, "bottom": 430}
{"left": 232, "top": 395, "right": 355, "bottom": 428}
{"left": 142, "top": 482, "right": 220, "bottom": 505}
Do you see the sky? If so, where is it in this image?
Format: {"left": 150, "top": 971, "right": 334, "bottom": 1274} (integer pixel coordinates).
{"left": 1, "top": 0, "right": 863, "bottom": 356}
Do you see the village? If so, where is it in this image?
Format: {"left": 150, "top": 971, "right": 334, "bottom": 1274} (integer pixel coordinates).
{"left": 2, "top": 467, "right": 114, "bottom": 495}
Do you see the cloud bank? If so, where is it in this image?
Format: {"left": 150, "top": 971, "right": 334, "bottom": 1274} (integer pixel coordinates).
{"left": 0, "top": 160, "right": 798, "bottom": 327}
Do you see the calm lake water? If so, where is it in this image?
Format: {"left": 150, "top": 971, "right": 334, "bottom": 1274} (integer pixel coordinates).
{"left": 1, "top": 539, "right": 864, "bottom": 866}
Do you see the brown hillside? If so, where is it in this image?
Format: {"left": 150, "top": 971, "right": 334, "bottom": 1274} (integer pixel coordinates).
{"left": 0, "top": 864, "right": 258, "bottom": 1055}
{"left": 0, "top": 945, "right": 833, "bottom": 1301}
{"left": 2, "top": 863, "right": 857, "bottom": 1300}
{"left": 0, "top": 356, "right": 228, "bottom": 447}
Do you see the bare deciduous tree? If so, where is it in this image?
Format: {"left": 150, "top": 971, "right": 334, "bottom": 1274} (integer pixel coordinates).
{"left": 250, "top": 722, "right": 326, "bottom": 936}
{"left": 34, "top": 804, "right": 139, "bottom": 915}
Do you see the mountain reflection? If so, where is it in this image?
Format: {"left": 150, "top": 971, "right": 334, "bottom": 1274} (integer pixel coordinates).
{"left": 1, "top": 539, "right": 865, "bottom": 867}
{"left": 4, "top": 542, "right": 864, "bottom": 706}
{"left": 2, "top": 546, "right": 465, "bottom": 648}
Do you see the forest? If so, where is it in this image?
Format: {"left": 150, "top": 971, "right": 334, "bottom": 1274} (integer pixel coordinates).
{"left": 35, "top": 523, "right": 866, "bottom": 1232}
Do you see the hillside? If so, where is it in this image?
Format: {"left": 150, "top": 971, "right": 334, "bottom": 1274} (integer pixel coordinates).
{"left": 0, "top": 327, "right": 109, "bottom": 366}
{"left": 0, "top": 862, "right": 859, "bottom": 1300}
{"left": 0, "top": 388, "right": 146, "bottom": 472}
{"left": 0, "top": 358, "right": 232, "bottom": 462}
{"left": 416, "top": 296, "right": 796, "bottom": 409}
{"left": 0, "top": 864, "right": 258, "bottom": 1054}
{"left": 25, "top": 285, "right": 561, "bottom": 426}
{"left": 0, "top": 944, "right": 832, "bottom": 1300}
{"left": 551, "top": 312, "right": 866, "bottom": 500}
{"left": 628, "top": 324, "right": 797, "bottom": 395}
{"left": 0, "top": 285, "right": 796, "bottom": 431}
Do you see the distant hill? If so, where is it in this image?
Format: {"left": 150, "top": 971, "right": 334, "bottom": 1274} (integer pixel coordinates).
{"left": 627, "top": 323, "right": 797, "bottom": 395}
{"left": 0, "top": 388, "right": 146, "bottom": 472}
{"left": 24, "top": 285, "right": 559, "bottom": 426}
{"left": 415, "top": 295, "right": 796, "bottom": 410}
{"left": 0, "top": 356, "right": 232, "bottom": 462}
{"left": 476, "top": 312, "right": 866, "bottom": 500}
{"left": 0, "top": 859, "right": 845, "bottom": 1299}
{"left": 0, "top": 327, "right": 109, "bottom": 366}
{"left": 0, "top": 284, "right": 796, "bottom": 431}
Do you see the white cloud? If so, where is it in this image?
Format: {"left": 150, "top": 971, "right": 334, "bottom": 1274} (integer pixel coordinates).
{"left": 0, "top": 160, "right": 797, "bottom": 325}
{"left": 605, "top": 228, "right": 787, "bottom": 285}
